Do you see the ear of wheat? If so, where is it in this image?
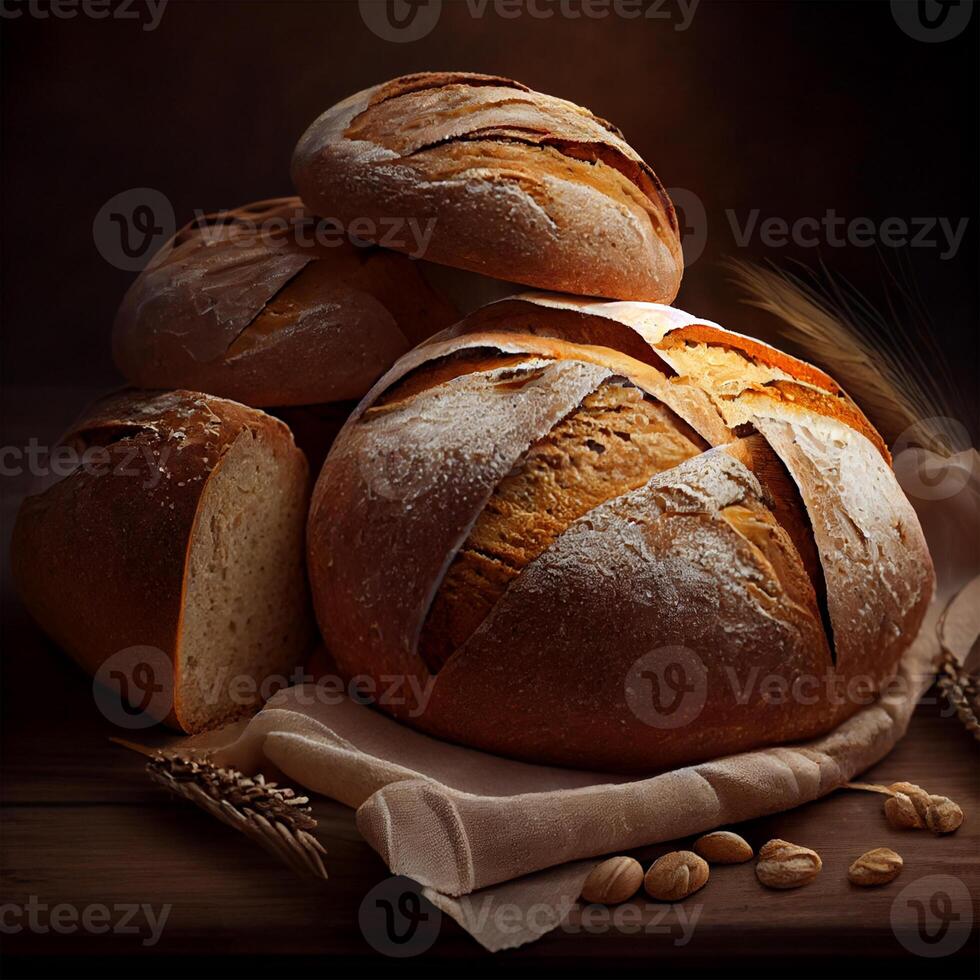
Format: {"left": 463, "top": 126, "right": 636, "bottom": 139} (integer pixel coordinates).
{"left": 936, "top": 652, "right": 980, "bottom": 741}
{"left": 937, "top": 584, "right": 980, "bottom": 742}
{"left": 727, "top": 256, "right": 979, "bottom": 740}
{"left": 724, "top": 256, "right": 971, "bottom": 456}
{"left": 147, "top": 755, "right": 328, "bottom": 879}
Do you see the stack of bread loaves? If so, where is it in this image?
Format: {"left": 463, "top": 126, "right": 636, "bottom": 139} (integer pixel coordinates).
{"left": 14, "top": 73, "right": 933, "bottom": 769}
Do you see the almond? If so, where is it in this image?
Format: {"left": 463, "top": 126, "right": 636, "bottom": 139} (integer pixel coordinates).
{"left": 693, "top": 830, "right": 753, "bottom": 864}
{"left": 580, "top": 856, "right": 643, "bottom": 905}
{"left": 755, "top": 838, "right": 822, "bottom": 889}
{"left": 924, "top": 796, "right": 964, "bottom": 834}
{"left": 644, "top": 851, "right": 709, "bottom": 902}
{"left": 884, "top": 783, "right": 963, "bottom": 834}
{"left": 848, "top": 847, "right": 903, "bottom": 886}
{"left": 884, "top": 791, "right": 926, "bottom": 830}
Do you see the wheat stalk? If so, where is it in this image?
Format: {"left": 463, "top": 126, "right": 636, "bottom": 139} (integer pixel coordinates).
{"left": 936, "top": 652, "right": 980, "bottom": 742}
{"left": 724, "top": 256, "right": 967, "bottom": 456}
{"left": 936, "top": 585, "right": 980, "bottom": 742}
{"left": 727, "top": 256, "right": 980, "bottom": 743}
{"left": 147, "top": 755, "right": 328, "bottom": 879}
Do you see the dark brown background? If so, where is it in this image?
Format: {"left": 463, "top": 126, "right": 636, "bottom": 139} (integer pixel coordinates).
{"left": 0, "top": 0, "right": 977, "bottom": 421}
{"left": 1, "top": 3, "right": 978, "bottom": 977}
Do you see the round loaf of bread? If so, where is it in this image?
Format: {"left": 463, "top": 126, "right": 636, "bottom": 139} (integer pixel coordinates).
{"left": 112, "top": 197, "right": 458, "bottom": 407}
{"left": 12, "top": 389, "right": 314, "bottom": 732}
{"left": 307, "top": 294, "right": 934, "bottom": 772}
{"left": 291, "top": 73, "right": 682, "bottom": 304}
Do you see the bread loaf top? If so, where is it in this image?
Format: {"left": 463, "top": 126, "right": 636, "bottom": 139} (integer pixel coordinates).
{"left": 309, "top": 295, "right": 933, "bottom": 766}
{"left": 113, "top": 197, "right": 458, "bottom": 407}
{"left": 291, "top": 73, "right": 683, "bottom": 303}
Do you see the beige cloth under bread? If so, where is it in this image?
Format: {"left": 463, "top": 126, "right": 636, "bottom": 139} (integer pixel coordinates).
{"left": 199, "top": 450, "right": 974, "bottom": 952}
{"left": 206, "top": 619, "right": 937, "bottom": 951}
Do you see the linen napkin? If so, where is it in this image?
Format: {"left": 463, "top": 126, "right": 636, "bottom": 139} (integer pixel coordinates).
{"left": 199, "top": 613, "right": 936, "bottom": 952}
{"left": 192, "top": 449, "right": 975, "bottom": 951}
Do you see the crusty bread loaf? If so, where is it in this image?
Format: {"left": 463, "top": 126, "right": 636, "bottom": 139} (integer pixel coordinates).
{"left": 307, "top": 294, "right": 934, "bottom": 771}
{"left": 417, "top": 378, "right": 709, "bottom": 672}
{"left": 112, "top": 198, "right": 458, "bottom": 407}
{"left": 292, "top": 73, "right": 682, "bottom": 304}
{"left": 12, "top": 389, "right": 314, "bottom": 732}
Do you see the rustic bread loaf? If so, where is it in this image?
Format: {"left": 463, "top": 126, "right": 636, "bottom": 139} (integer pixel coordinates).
{"left": 291, "top": 73, "right": 682, "bottom": 303}
{"left": 112, "top": 197, "right": 458, "bottom": 407}
{"left": 12, "top": 390, "right": 314, "bottom": 732}
{"left": 307, "top": 294, "right": 934, "bottom": 771}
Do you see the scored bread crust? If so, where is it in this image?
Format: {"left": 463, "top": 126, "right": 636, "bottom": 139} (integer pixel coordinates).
{"left": 11, "top": 389, "right": 313, "bottom": 731}
{"left": 291, "top": 73, "right": 682, "bottom": 303}
{"left": 112, "top": 198, "right": 458, "bottom": 407}
{"left": 308, "top": 294, "right": 934, "bottom": 771}
{"left": 430, "top": 449, "right": 835, "bottom": 770}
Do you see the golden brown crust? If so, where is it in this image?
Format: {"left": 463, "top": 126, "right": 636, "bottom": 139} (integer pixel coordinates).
{"left": 291, "top": 73, "right": 682, "bottom": 303}
{"left": 308, "top": 356, "right": 613, "bottom": 683}
{"left": 423, "top": 449, "right": 835, "bottom": 770}
{"left": 720, "top": 435, "right": 827, "bottom": 611}
{"left": 112, "top": 198, "right": 457, "bottom": 407}
{"left": 419, "top": 380, "right": 708, "bottom": 671}
{"left": 368, "top": 72, "right": 530, "bottom": 105}
{"left": 658, "top": 324, "right": 844, "bottom": 395}
{"left": 452, "top": 294, "right": 888, "bottom": 459}
{"left": 11, "top": 389, "right": 310, "bottom": 730}
{"left": 307, "top": 296, "right": 934, "bottom": 770}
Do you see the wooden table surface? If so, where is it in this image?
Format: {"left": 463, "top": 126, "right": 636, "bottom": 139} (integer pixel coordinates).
{"left": 2, "top": 583, "right": 978, "bottom": 979}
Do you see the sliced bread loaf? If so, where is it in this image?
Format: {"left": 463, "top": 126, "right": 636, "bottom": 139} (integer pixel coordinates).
{"left": 11, "top": 389, "right": 314, "bottom": 732}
